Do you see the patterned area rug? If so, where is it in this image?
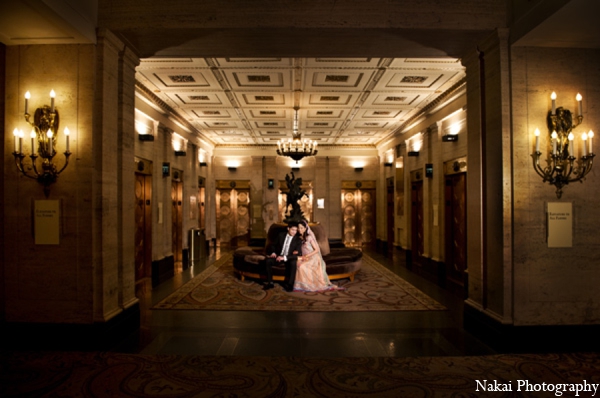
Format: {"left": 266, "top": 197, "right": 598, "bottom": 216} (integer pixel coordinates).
{"left": 3, "top": 351, "right": 600, "bottom": 397}
{"left": 153, "top": 253, "right": 446, "bottom": 311}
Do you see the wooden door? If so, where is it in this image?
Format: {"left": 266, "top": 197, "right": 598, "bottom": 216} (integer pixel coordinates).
{"left": 216, "top": 186, "right": 250, "bottom": 247}
{"left": 445, "top": 172, "right": 467, "bottom": 289}
{"left": 171, "top": 177, "right": 183, "bottom": 262}
{"left": 198, "top": 179, "right": 206, "bottom": 229}
{"left": 342, "top": 185, "right": 376, "bottom": 247}
{"left": 411, "top": 180, "right": 424, "bottom": 262}
{"left": 134, "top": 173, "right": 152, "bottom": 281}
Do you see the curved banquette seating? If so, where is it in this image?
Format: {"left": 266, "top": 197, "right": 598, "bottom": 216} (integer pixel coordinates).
{"left": 233, "top": 223, "right": 362, "bottom": 282}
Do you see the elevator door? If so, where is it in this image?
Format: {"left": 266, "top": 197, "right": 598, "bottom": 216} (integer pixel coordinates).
{"left": 342, "top": 188, "right": 376, "bottom": 247}
{"left": 134, "top": 173, "right": 152, "bottom": 281}
{"left": 386, "top": 177, "right": 395, "bottom": 252}
{"left": 172, "top": 178, "right": 183, "bottom": 262}
{"left": 198, "top": 186, "right": 206, "bottom": 229}
{"left": 445, "top": 172, "right": 467, "bottom": 290}
{"left": 411, "top": 180, "right": 424, "bottom": 262}
{"left": 216, "top": 187, "right": 250, "bottom": 247}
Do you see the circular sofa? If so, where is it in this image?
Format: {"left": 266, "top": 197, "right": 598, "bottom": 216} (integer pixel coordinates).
{"left": 233, "top": 223, "right": 363, "bottom": 282}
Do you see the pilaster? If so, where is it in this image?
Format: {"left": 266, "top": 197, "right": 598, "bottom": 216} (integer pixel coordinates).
{"left": 462, "top": 28, "right": 513, "bottom": 323}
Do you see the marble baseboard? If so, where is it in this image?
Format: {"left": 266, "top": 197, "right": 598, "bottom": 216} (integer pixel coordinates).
{"left": 464, "top": 303, "right": 600, "bottom": 353}
{"left": 2, "top": 304, "right": 140, "bottom": 351}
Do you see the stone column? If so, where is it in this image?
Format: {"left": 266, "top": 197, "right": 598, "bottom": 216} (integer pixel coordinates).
{"left": 462, "top": 29, "right": 513, "bottom": 322}
{"left": 118, "top": 45, "right": 140, "bottom": 311}
{"left": 93, "top": 29, "right": 139, "bottom": 322}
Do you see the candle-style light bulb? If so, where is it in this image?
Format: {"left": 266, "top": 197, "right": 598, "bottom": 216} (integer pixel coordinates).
{"left": 30, "top": 130, "right": 36, "bottom": 154}
{"left": 47, "top": 129, "right": 54, "bottom": 156}
{"left": 551, "top": 92, "right": 557, "bottom": 115}
{"left": 551, "top": 131, "right": 558, "bottom": 155}
{"left": 568, "top": 132, "right": 574, "bottom": 157}
{"left": 588, "top": 130, "right": 594, "bottom": 154}
{"left": 50, "top": 90, "right": 56, "bottom": 113}
{"left": 24, "top": 91, "right": 30, "bottom": 115}
{"left": 576, "top": 93, "right": 583, "bottom": 116}
{"left": 534, "top": 128, "right": 540, "bottom": 152}
{"left": 64, "top": 126, "right": 70, "bottom": 152}
{"left": 13, "top": 128, "right": 19, "bottom": 153}
{"left": 18, "top": 129, "right": 24, "bottom": 154}
{"left": 582, "top": 132, "right": 588, "bottom": 157}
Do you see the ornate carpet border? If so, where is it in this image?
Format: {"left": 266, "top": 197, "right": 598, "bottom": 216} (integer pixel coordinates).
{"left": 4, "top": 351, "right": 599, "bottom": 398}
{"left": 152, "top": 253, "right": 446, "bottom": 311}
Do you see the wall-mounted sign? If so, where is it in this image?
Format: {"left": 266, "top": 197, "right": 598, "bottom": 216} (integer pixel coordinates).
{"left": 317, "top": 198, "right": 325, "bottom": 209}
{"left": 35, "top": 200, "right": 60, "bottom": 245}
{"left": 425, "top": 163, "right": 433, "bottom": 178}
{"left": 547, "top": 202, "right": 572, "bottom": 248}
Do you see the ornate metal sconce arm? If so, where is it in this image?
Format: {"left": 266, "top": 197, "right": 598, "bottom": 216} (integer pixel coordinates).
{"left": 13, "top": 92, "right": 72, "bottom": 198}
{"left": 531, "top": 94, "right": 594, "bottom": 198}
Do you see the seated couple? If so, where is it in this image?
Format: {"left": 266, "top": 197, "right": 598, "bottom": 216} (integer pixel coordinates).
{"left": 263, "top": 220, "right": 343, "bottom": 293}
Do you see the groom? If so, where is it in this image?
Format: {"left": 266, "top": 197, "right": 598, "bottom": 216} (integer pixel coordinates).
{"left": 263, "top": 221, "right": 303, "bottom": 292}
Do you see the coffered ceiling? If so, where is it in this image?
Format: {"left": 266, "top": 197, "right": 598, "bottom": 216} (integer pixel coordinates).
{"left": 135, "top": 57, "right": 466, "bottom": 148}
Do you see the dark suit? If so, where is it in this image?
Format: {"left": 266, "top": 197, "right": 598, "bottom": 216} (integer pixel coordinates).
{"left": 265, "top": 231, "right": 303, "bottom": 288}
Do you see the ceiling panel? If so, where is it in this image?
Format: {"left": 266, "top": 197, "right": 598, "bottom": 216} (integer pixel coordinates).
{"left": 135, "top": 57, "right": 465, "bottom": 147}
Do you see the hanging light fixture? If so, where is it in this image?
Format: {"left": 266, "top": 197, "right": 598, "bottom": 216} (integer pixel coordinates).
{"left": 13, "top": 90, "right": 72, "bottom": 198}
{"left": 276, "top": 107, "right": 318, "bottom": 163}
{"left": 531, "top": 92, "right": 594, "bottom": 198}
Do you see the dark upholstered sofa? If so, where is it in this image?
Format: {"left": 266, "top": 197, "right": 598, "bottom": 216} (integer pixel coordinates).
{"left": 233, "top": 223, "right": 362, "bottom": 282}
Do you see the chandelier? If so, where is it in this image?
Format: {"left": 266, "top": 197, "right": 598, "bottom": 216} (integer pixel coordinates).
{"left": 276, "top": 107, "right": 318, "bottom": 163}
{"left": 13, "top": 90, "right": 72, "bottom": 198}
{"left": 531, "top": 92, "right": 594, "bottom": 198}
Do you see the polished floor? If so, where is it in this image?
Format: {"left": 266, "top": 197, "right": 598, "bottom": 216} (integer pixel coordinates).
{"left": 114, "top": 247, "right": 496, "bottom": 358}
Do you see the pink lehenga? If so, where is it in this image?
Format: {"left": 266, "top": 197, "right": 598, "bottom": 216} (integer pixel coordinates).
{"left": 294, "top": 232, "right": 342, "bottom": 292}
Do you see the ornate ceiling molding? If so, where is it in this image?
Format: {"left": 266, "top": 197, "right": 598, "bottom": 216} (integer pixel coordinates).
{"left": 387, "top": 76, "right": 467, "bottom": 139}
{"left": 134, "top": 81, "right": 214, "bottom": 144}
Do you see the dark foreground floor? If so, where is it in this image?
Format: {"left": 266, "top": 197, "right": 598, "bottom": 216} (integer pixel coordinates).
{"left": 3, "top": 248, "right": 600, "bottom": 397}
{"left": 117, "top": 247, "right": 494, "bottom": 358}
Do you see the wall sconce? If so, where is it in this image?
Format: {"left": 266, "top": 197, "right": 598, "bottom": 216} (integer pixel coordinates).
{"left": 268, "top": 178, "right": 274, "bottom": 189}
{"left": 407, "top": 134, "right": 423, "bottom": 157}
{"left": 442, "top": 134, "right": 458, "bottom": 142}
{"left": 531, "top": 92, "right": 594, "bottom": 198}
{"left": 443, "top": 122, "right": 460, "bottom": 142}
{"left": 355, "top": 167, "right": 364, "bottom": 172}
{"left": 198, "top": 148, "right": 207, "bottom": 166}
{"left": 291, "top": 167, "right": 300, "bottom": 172}
{"left": 228, "top": 167, "right": 237, "bottom": 172}
{"left": 138, "top": 133, "right": 154, "bottom": 141}
{"left": 13, "top": 90, "right": 72, "bottom": 198}
{"left": 174, "top": 150, "right": 186, "bottom": 156}
{"left": 384, "top": 150, "right": 395, "bottom": 167}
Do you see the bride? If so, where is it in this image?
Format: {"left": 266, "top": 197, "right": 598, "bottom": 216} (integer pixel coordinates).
{"left": 294, "top": 220, "right": 342, "bottom": 292}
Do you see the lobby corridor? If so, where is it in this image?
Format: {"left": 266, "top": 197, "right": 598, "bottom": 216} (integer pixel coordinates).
{"left": 114, "top": 248, "right": 495, "bottom": 358}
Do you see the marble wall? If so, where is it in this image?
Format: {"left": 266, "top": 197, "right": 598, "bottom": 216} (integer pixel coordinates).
{"left": 378, "top": 93, "right": 468, "bottom": 260}
{"left": 3, "top": 31, "right": 140, "bottom": 323}
{"left": 511, "top": 46, "right": 600, "bottom": 326}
